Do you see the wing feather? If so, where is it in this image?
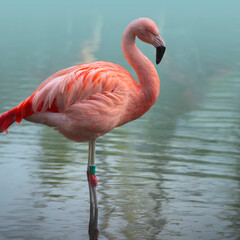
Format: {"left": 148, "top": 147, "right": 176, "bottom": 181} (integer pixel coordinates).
{"left": 32, "top": 61, "right": 133, "bottom": 113}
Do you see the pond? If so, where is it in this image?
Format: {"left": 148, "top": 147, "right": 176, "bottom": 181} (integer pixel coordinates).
{"left": 0, "top": 1, "right": 240, "bottom": 239}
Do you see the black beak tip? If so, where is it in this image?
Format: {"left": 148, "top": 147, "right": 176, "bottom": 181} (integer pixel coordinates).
{"left": 156, "top": 46, "right": 166, "bottom": 65}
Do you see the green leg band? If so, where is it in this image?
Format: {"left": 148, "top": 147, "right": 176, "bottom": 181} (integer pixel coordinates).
{"left": 89, "top": 165, "right": 96, "bottom": 175}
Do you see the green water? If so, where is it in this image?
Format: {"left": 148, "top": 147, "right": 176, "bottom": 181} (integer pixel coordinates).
{"left": 0, "top": 1, "right": 240, "bottom": 239}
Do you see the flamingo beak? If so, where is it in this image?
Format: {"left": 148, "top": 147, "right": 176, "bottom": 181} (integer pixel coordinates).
{"left": 154, "top": 35, "right": 166, "bottom": 65}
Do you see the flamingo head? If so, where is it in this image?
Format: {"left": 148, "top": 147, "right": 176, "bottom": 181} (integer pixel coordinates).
{"left": 134, "top": 18, "right": 166, "bottom": 65}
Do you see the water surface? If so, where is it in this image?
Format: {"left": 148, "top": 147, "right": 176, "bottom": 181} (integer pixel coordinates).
{"left": 0, "top": 1, "right": 240, "bottom": 239}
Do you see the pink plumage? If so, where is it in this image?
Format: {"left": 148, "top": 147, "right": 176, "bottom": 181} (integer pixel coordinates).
{"left": 0, "top": 18, "right": 166, "bottom": 209}
{"left": 0, "top": 61, "right": 141, "bottom": 141}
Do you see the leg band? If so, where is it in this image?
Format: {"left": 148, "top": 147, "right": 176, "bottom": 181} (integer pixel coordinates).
{"left": 89, "top": 165, "right": 96, "bottom": 175}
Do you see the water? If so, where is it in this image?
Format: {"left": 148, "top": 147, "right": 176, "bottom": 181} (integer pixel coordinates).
{"left": 0, "top": 1, "right": 240, "bottom": 239}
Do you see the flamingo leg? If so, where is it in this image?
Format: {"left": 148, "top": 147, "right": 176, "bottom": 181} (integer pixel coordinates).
{"left": 87, "top": 140, "right": 94, "bottom": 207}
{"left": 87, "top": 138, "right": 98, "bottom": 209}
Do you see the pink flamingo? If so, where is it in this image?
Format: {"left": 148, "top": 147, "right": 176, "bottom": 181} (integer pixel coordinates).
{"left": 0, "top": 18, "right": 166, "bottom": 209}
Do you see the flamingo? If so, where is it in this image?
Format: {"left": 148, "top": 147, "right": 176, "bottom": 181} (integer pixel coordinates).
{"left": 0, "top": 18, "right": 166, "bottom": 209}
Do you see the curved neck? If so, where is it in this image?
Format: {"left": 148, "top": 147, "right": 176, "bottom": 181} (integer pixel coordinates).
{"left": 121, "top": 23, "right": 160, "bottom": 107}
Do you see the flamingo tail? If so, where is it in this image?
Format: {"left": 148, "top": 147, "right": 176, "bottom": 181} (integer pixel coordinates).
{"left": 0, "top": 108, "right": 17, "bottom": 133}
{"left": 0, "top": 96, "right": 34, "bottom": 133}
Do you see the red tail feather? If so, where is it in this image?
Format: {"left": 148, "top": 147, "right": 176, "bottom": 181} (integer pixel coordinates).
{"left": 0, "top": 108, "right": 17, "bottom": 133}
{"left": 0, "top": 96, "right": 34, "bottom": 133}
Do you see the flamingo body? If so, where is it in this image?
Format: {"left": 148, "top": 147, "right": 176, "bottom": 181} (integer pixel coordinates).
{"left": 0, "top": 17, "right": 166, "bottom": 210}
{"left": 0, "top": 60, "right": 157, "bottom": 142}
